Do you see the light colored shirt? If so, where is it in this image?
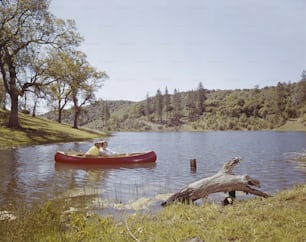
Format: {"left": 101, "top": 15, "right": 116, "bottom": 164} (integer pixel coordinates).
{"left": 85, "top": 146, "right": 100, "bottom": 156}
{"left": 99, "top": 147, "right": 117, "bottom": 156}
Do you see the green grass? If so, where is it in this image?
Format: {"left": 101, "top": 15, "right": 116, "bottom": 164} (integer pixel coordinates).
{"left": 0, "top": 109, "right": 106, "bottom": 149}
{"left": 1, "top": 184, "right": 305, "bottom": 242}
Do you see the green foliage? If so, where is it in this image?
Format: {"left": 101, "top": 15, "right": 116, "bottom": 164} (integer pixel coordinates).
{"left": 154, "top": 89, "right": 163, "bottom": 123}
{"left": 43, "top": 49, "right": 108, "bottom": 128}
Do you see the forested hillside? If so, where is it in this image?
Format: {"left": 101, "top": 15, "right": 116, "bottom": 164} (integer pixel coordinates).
{"left": 44, "top": 77, "right": 306, "bottom": 132}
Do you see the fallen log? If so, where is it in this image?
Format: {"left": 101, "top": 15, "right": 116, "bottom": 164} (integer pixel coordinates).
{"left": 162, "top": 157, "right": 269, "bottom": 206}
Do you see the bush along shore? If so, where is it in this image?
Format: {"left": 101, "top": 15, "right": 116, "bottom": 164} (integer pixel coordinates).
{"left": 0, "top": 184, "right": 305, "bottom": 242}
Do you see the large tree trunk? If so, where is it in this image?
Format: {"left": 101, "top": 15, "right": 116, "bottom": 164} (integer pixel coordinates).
{"left": 73, "top": 106, "right": 80, "bottom": 129}
{"left": 57, "top": 107, "right": 62, "bottom": 123}
{"left": 162, "top": 157, "right": 269, "bottom": 206}
{"left": 8, "top": 91, "right": 20, "bottom": 128}
{"left": 0, "top": 51, "right": 20, "bottom": 129}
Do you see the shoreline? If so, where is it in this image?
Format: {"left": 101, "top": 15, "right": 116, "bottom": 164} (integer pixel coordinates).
{"left": 1, "top": 110, "right": 305, "bottom": 149}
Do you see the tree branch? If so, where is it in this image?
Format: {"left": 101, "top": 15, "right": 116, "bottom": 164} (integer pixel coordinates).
{"left": 162, "top": 157, "right": 269, "bottom": 206}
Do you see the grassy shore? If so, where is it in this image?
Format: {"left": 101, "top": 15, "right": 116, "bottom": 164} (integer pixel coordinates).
{"left": 0, "top": 109, "right": 106, "bottom": 149}
{"left": 0, "top": 184, "right": 305, "bottom": 242}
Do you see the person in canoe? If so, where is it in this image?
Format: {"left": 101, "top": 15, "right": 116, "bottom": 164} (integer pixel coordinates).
{"left": 85, "top": 141, "right": 104, "bottom": 157}
{"left": 100, "top": 141, "right": 118, "bottom": 156}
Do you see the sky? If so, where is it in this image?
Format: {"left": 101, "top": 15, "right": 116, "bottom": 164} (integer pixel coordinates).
{"left": 50, "top": 0, "right": 306, "bottom": 101}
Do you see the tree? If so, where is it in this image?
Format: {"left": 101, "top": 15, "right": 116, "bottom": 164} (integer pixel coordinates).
{"left": 172, "top": 89, "right": 182, "bottom": 126}
{"left": 163, "top": 86, "right": 171, "bottom": 118}
{"left": 145, "top": 93, "right": 152, "bottom": 121}
{"left": 67, "top": 50, "right": 108, "bottom": 128}
{"left": 196, "top": 82, "right": 207, "bottom": 115}
{"left": 19, "top": 58, "right": 48, "bottom": 116}
{"left": 293, "top": 70, "right": 306, "bottom": 107}
{"left": 44, "top": 49, "right": 74, "bottom": 123}
{"left": 0, "top": 0, "right": 82, "bottom": 128}
{"left": 101, "top": 101, "right": 110, "bottom": 126}
{"left": 154, "top": 89, "right": 163, "bottom": 123}
{"left": 44, "top": 49, "right": 107, "bottom": 127}
{"left": 186, "top": 90, "right": 197, "bottom": 121}
{"left": 0, "top": 80, "right": 6, "bottom": 109}
{"left": 275, "top": 82, "right": 288, "bottom": 118}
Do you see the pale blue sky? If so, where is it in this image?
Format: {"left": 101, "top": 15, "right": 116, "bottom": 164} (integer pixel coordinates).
{"left": 50, "top": 0, "right": 306, "bottom": 101}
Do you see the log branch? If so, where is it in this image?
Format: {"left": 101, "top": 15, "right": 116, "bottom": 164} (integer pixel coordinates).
{"left": 162, "top": 157, "right": 269, "bottom": 206}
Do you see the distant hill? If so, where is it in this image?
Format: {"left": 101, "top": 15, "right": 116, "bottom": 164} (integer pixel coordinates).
{"left": 42, "top": 81, "right": 306, "bottom": 132}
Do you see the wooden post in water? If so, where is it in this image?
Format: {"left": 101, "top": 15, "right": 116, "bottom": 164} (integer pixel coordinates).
{"left": 190, "top": 159, "right": 197, "bottom": 171}
{"left": 229, "top": 190, "right": 236, "bottom": 198}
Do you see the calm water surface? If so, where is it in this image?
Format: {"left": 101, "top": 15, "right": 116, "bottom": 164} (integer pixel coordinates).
{"left": 1, "top": 131, "right": 306, "bottom": 211}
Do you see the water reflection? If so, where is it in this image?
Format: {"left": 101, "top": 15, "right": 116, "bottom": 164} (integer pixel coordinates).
{"left": 0, "top": 131, "right": 306, "bottom": 212}
{"left": 0, "top": 149, "right": 19, "bottom": 205}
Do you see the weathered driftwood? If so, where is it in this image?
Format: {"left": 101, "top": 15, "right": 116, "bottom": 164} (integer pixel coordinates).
{"left": 162, "top": 157, "right": 269, "bottom": 206}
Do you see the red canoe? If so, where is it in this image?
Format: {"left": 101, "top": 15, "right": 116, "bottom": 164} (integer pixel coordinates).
{"left": 54, "top": 150, "right": 157, "bottom": 165}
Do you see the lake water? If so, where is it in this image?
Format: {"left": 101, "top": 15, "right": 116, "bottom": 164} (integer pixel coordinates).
{"left": 1, "top": 131, "right": 306, "bottom": 212}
